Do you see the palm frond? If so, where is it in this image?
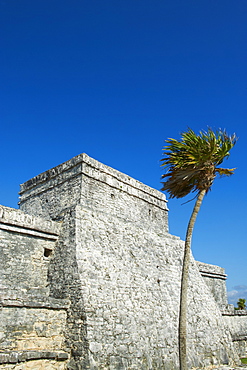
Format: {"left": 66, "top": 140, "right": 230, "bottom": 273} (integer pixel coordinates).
{"left": 161, "top": 128, "right": 237, "bottom": 198}
{"left": 215, "top": 167, "right": 236, "bottom": 176}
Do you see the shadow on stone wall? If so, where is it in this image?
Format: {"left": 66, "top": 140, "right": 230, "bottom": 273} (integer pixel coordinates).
{"left": 48, "top": 208, "right": 89, "bottom": 370}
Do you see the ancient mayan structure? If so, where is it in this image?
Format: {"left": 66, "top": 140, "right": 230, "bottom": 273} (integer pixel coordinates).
{"left": 0, "top": 153, "right": 246, "bottom": 369}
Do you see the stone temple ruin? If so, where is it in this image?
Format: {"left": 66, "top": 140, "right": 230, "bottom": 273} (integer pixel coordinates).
{"left": 0, "top": 153, "right": 246, "bottom": 369}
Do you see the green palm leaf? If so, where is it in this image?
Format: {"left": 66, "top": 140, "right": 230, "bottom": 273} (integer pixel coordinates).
{"left": 161, "top": 128, "right": 236, "bottom": 198}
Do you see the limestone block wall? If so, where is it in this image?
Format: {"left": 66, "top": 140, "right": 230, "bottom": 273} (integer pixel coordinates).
{"left": 197, "top": 262, "right": 247, "bottom": 358}
{"left": 47, "top": 209, "right": 90, "bottom": 370}
{"left": 17, "top": 153, "right": 241, "bottom": 369}
{"left": 197, "top": 262, "right": 228, "bottom": 308}
{"left": 0, "top": 206, "right": 69, "bottom": 369}
{"left": 222, "top": 306, "right": 247, "bottom": 358}
{"left": 0, "top": 206, "right": 61, "bottom": 298}
{"left": 73, "top": 204, "right": 238, "bottom": 369}
{"left": 19, "top": 153, "right": 169, "bottom": 234}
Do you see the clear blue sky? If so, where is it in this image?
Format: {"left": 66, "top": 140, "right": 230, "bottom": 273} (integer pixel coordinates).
{"left": 1, "top": 0, "right": 246, "bottom": 305}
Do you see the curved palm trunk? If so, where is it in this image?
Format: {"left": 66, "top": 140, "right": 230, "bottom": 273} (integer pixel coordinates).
{"left": 179, "top": 189, "right": 206, "bottom": 370}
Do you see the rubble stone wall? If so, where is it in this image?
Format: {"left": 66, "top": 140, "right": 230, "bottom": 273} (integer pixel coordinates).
{"left": 0, "top": 206, "right": 69, "bottom": 369}
{"left": 0, "top": 154, "right": 245, "bottom": 369}
{"left": 222, "top": 306, "right": 247, "bottom": 358}
{"left": 18, "top": 154, "right": 240, "bottom": 369}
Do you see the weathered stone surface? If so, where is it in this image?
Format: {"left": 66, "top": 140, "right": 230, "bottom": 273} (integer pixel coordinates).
{"left": 0, "top": 153, "right": 246, "bottom": 369}
{"left": 0, "top": 205, "right": 61, "bottom": 237}
{"left": 0, "top": 307, "right": 67, "bottom": 352}
{"left": 192, "top": 367, "right": 247, "bottom": 370}
{"left": 47, "top": 209, "right": 89, "bottom": 370}
{"left": 71, "top": 204, "right": 239, "bottom": 369}
{"left": 0, "top": 359, "right": 67, "bottom": 369}
{"left": 197, "top": 262, "right": 228, "bottom": 308}
{"left": 0, "top": 351, "right": 68, "bottom": 364}
{"left": 222, "top": 308, "right": 247, "bottom": 358}
{"left": 19, "top": 153, "right": 169, "bottom": 234}
{"left": 0, "top": 209, "right": 59, "bottom": 299}
{"left": 0, "top": 206, "right": 69, "bottom": 369}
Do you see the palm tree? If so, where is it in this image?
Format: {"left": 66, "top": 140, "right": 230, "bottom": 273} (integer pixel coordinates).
{"left": 161, "top": 128, "right": 236, "bottom": 370}
{"left": 237, "top": 298, "right": 246, "bottom": 310}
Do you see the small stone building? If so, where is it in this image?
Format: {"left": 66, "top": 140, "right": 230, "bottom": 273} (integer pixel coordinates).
{"left": 0, "top": 153, "right": 246, "bottom": 369}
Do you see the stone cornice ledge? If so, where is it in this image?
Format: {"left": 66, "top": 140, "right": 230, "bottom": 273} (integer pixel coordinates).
{"left": 0, "top": 205, "right": 61, "bottom": 237}
{"left": 19, "top": 153, "right": 168, "bottom": 208}
{"left": 0, "top": 351, "right": 69, "bottom": 364}
{"left": 197, "top": 261, "right": 227, "bottom": 280}
{"left": 0, "top": 296, "right": 70, "bottom": 310}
